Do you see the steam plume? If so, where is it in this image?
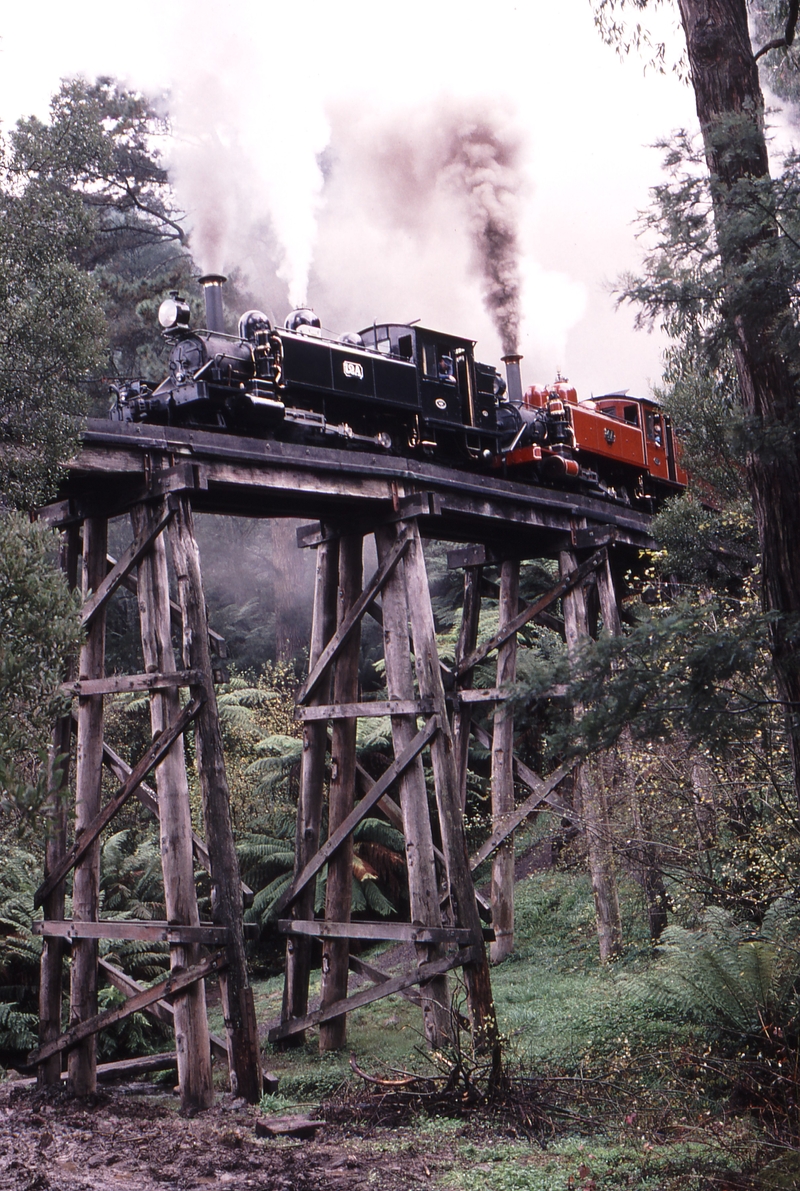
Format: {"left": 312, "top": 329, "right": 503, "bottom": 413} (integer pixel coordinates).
{"left": 440, "top": 113, "right": 523, "bottom": 355}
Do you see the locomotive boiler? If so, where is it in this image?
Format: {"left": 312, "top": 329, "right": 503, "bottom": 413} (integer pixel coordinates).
{"left": 110, "top": 274, "right": 687, "bottom": 507}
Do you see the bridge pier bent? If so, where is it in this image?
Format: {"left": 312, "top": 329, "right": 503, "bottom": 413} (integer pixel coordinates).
{"left": 31, "top": 421, "right": 653, "bottom": 1098}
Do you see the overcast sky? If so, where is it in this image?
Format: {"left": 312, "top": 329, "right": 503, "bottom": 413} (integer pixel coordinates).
{"left": 0, "top": 0, "right": 703, "bottom": 396}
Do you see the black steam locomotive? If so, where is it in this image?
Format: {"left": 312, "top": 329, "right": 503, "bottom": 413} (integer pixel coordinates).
{"left": 111, "top": 275, "right": 687, "bottom": 503}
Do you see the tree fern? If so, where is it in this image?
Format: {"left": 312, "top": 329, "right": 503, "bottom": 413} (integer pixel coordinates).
{"left": 650, "top": 902, "right": 800, "bottom": 1041}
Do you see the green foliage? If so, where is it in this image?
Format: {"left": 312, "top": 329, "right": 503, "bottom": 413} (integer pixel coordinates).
{"left": 0, "top": 513, "right": 82, "bottom": 823}
{"left": 650, "top": 901, "right": 800, "bottom": 1043}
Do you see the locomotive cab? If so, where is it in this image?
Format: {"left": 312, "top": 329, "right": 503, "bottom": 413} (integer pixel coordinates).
{"left": 358, "top": 323, "right": 499, "bottom": 455}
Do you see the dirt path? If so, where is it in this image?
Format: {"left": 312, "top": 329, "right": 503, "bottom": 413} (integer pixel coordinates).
{"left": 0, "top": 1083, "right": 456, "bottom": 1191}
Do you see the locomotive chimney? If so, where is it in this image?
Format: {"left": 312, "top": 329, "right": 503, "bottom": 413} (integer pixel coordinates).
{"left": 502, "top": 354, "right": 523, "bottom": 404}
{"left": 198, "top": 273, "right": 227, "bottom": 334}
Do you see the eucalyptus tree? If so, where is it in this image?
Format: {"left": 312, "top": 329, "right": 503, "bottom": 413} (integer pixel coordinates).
{"left": 595, "top": 0, "right": 800, "bottom": 808}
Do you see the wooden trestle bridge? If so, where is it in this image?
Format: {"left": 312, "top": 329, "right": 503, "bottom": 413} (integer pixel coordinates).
{"left": 29, "top": 419, "right": 655, "bottom": 1109}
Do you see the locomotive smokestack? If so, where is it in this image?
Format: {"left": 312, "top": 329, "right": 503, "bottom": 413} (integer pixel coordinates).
{"left": 199, "top": 274, "right": 227, "bottom": 334}
{"left": 502, "top": 354, "right": 523, "bottom": 404}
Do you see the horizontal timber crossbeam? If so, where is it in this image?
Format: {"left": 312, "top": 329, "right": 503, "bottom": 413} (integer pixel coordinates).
{"left": 276, "top": 716, "right": 439, "bottom": 913}
{"left": 34, "top": 695, "right": 204, "bottom": 908}
{"left": 28, "top": 951, "right": 227, "bottom": 1067}
{"left": 295, "top": 698, "right": 434, "bottom": 721}
{"left": 62, "top": 670, "right": 201, "bottom": 697}
{"left": 268, "top": 946, "right": 481, "bottom": 1043}
{"left": 278, "top": 920, "right": 483, "bottom": 943}
{"left": 32, "top": 919, "right": 258, "bottom": 944}
{"left": 457, "top": 548, "right": 608, "bottom": 676}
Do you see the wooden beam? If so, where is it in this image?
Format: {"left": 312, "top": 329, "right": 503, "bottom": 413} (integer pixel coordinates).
{"left": 320, "top": 532, "right": 363, "bottom": 1052}
{"left": 278, "top": 920, "right": 479, "bottom": 944}
{"left": 277, "top": 716, "right": 439, "bottom": 913}
{"left": 297, "top": 529, "right": 411, "bottom": 705}
{"left": 348, "top": 955, "right": 422, "bottom": 1006}
{"left": 168, "top": 492, "right": 262, "bottom": 1103}
{"left": 268, "top": 947, "right": 480, "bottom": 1043}
{"left": 81, "top": 507, "right": 175, "bottom": 627}
{"left": 479, "top": 575, "right": 566, "bottom": 639}
{"left": 32, "top": 919, "right": 243, "bottom": 944}
{"left": 27, "top": 952, "right": 227, "bottom": 1066}
{"left": 490, "top": 558, "right": 519, "bottom": 963}
{"left": 98, "top": 958, "right": 229, "bottom": 1063}
{"left": 69, "top": 515, "right": 107, "bottom": 1095}
{"left": 375, "top": 522, "right": 451, "bottom": 1047}
{"left": 34, "top": 696, "right": 204, "bottom": 908}
{"left": 456, "top": 548, "right": 608, "bottom": 676}
{"left": 295, "top": 698, "right": 433, "bottom": 721}
{"left": 453, "top": 564, "right": 482, "bottom": 812}
{"left": 282, "top": 533, "right": 338, "bottom": 1044}
{"left": 468, "top": 757, "right": 576, "bottom": 872}
{"left": 62, "top": 671, "right": 201, "bottom": 697}
{"left": 109, "top": 555, "right": 228, "bottom": 659}
{"left": 403, "top": 520, "right": 499, "bottom": 1061}
{"left": 38, "top": 522, "right": 79, "bottom": 1087}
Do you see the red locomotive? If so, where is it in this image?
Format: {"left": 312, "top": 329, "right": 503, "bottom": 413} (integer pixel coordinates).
{"left": 496, "top": 375, "right": 687, "bottom": 507}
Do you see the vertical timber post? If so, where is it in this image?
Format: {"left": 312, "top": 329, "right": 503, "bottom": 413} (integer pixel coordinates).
{"left": 319, "top": 532, "right": 363, "bottom": 1051}
{"left": 132, "top": 500, "right": 214, "bottom": 1109}
{"left": 282, "top": 531, "right": 339, "bottom": 1042}
{"left": 560, "top": 549, "right": 623, "bottom": 963}
{"left": 375, "top": 522, "right": 451, "bottom": 1048}
{"left": 168, "top": 493, "right": 262, "bottom": 1103}
{"left": 490, "top": 558, "right": 519, "bottom": 963}
{"left": 68, "top": 516, "right": 107, "bottom": 1095}
{"left": 454, "top": 565, "right": 482, "bottom": 811}
{"left": 38, "top": 523, "right": 79, "bottom": 1087}
{"left": 402, "top": 522, "right": 500, "bottom": 1066}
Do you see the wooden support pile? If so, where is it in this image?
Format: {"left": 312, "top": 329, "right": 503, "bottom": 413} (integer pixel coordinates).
{"left": 33, "top": 480, "right": 262, "bottom": 1109}
{"left": 274, "top": 507, "right": 499, "bottom": 1060}
{"left": 447, "top": 540, "right": 617, "bottom": 960}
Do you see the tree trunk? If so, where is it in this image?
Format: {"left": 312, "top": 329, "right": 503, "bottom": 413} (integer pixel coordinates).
{"left": 677, "top": 0, "right": 800, "bottom": 807}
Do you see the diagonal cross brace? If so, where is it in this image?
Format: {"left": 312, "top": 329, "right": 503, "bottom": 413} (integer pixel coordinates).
{"left": 34, "top": 695, "right": 204, "bottom": 908}
{"left": 274, "top": 715, "right": 439, "bottom": 915}
{"left": 297, "top": 529, "right": 412, "bottom": 705}
{"left": 268, "top": 946, "right": 480, "bottom": 1043}
{"left": 28, "top": 951, "right": 226, "bottom": 1066}
{"left": 457, "top": 548, "right": 608, "bottom": 676}
{"left": 468, "top": 725, "right": 577, "bottom": 871}
{"left": 81, "top": 506, "right": 175, "bottom": 628}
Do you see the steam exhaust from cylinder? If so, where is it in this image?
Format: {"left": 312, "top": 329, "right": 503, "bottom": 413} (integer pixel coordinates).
{"left": 502, "top": 354, "right": 523, "bottom": 404}
{"left": 199, "top": 273, "right": 227, "bottom": 334}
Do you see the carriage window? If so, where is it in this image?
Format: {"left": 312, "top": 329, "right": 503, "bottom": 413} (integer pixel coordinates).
{"left": 422, "top": 343, "right": 438, "bottom": 377}
{"left": 377, "top": 337, "right": 391, "bottom": 354}
{"left": 624, "top": 405, "right": 639, "bottom": 426}
{"left": 645, "top": 411, "right": 663, "bottom": 446}
{"left": 397, "top": 334, "right": 413, "bottom": 360}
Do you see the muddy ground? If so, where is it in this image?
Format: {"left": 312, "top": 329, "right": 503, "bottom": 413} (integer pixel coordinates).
{"left": 0, "top": 1082, "right": 473, "bottom": 1191}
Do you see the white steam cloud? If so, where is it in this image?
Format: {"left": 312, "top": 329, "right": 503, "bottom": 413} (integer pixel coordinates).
{"left": 167, "top": 8, "right": 328, "bottom": 309}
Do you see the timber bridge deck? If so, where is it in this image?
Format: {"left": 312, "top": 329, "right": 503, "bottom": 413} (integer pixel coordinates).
{"left": 31, "top": 417, "right": 653, "bottom": 1108}
{"left": 43, "top": 419, "right": 656, "bottom": 557}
